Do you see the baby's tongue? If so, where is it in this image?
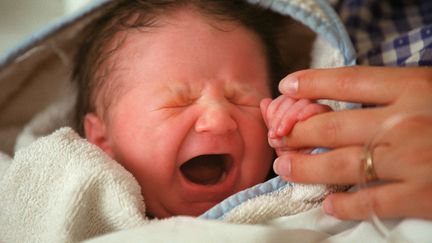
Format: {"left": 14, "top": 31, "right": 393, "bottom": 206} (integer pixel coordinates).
{"left": 181, "top": 155, "right": 224, "bottom": 185}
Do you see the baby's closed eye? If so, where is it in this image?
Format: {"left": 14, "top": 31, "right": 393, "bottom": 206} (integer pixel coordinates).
{"left": 161, "top": 97, "right": 197, "bottom": 109}
{"left": 156, "top": 86, "right": 199, "bottom": 109}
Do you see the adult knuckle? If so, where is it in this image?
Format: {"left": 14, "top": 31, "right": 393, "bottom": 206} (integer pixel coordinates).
{"left": 334, "top": 68, "right": 358, "bottom": 94}
{"left": 329, "top": 157, "right": 349, "bottom": 176}
{"left": 411, "top": 68, "right": 432, "bottom": 91}
{"left": 368, "top": 194, "right": 386, "bottom": 218}
{"left": 318, "top": 116, "right": 341, "bottom": 146}
{"left": 417, "top": 77, "right": 432, "bottom": 92}
{"left": 354, "top": 190, "right": 381, "bottom": 218}
{"left": 403, "top": 146, "right": 432, "bottom": 168}
{"left": 422, "top": 186, "right": 432, "bottom": 214}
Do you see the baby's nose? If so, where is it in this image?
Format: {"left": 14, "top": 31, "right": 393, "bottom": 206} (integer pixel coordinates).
{"left": 195, "top": 102, "right": 237, "bottom": 135}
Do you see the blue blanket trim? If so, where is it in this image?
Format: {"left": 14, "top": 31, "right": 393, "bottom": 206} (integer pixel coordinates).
{"left": 247, "top": 0, "right": 356, "bottom": 66}
{"left": 199, "top": 176, "right": 289, "bottom": 220}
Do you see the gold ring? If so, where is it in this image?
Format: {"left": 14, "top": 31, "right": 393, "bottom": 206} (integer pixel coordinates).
{"left": 363, "top": 148, "right": 378, "bottom": 182}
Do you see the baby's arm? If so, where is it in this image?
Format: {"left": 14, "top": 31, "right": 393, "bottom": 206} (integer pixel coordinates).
{"left": 260, "top": 96, "right": 331, "bottom": 153}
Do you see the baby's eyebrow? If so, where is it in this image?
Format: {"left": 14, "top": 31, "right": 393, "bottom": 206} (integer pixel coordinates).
{"left": 153, "top": 82, "right": 202, "bottom": 106}
{"left": 153, "top": 82, "right": 190, "bottom": 95}
{"left": 166, "top": 82, "right": 199, "bottom": 98}
{"left": 225, "top": 82, "right": 266, "bottom": 98}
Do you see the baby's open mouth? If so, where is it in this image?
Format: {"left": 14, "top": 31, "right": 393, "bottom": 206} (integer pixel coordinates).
{"left": 180, "top": 154, "right": 232, "bottom": 185}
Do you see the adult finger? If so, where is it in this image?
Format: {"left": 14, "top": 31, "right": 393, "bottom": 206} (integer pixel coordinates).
{"left": 324, "top": 183, "right": 432, "bottom": 220}
{"left": 275, "top": 107, "right": 389, "bottom": 148}
{"left": 273, "top": 140, "right": 423, "bottom": 185}
{"left": 279, "top": 66, "right": 431, "bottom": 104}
{"left": 273, "top": 146, "right": 365, "bottom": 184}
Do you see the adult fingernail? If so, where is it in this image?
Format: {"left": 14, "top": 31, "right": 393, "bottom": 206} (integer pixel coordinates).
{"left": 279, "top": 76, "right": 298, "bottom": 95}
{"left": 323, "top": 198, "right": 334, "bottom": 216}
{"left": 273, "top": 157, "right": 291, "bottom": 176}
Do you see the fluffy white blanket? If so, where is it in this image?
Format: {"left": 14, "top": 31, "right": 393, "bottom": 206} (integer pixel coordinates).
{"left": 1, "top": 126, "right": 431, "bottom": 242}
{"left": 0, "top": 127, "right": 330, "bottom": 242}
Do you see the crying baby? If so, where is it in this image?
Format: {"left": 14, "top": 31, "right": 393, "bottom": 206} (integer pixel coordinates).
{"left": 73, "top": 0, "right": 294, "bottom": 218}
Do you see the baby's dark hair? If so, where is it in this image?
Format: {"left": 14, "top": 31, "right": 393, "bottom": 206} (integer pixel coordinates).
{"left": 73, "top": 0, "right": 288, "bottom": 135}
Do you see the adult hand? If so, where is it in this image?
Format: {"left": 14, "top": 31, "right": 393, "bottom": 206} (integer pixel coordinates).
{"left": 271, "top": 66, "right": 432, "bottom": 220}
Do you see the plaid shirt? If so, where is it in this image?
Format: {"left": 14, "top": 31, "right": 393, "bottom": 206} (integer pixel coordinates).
{"left": 336, "top": 0, "right": 432, "bottom": 66}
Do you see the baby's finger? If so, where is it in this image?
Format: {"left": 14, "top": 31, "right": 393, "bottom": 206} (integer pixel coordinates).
{"left": 275, "top": 99, "right": 311, "bottom": 137}
{"left": 268, "top": 96, "right": 295, "bottom": 138}
{"left": 265, "top": 95, "right": 286, "bottom": 133}
{"left": 260, "top": 98, "right": 272, "bottom": 128}
{"left": 324, "top": 183, "right": 432, "bottom": 220}
{"left": 297, "top": 103, "right": 332, "bottom": 121}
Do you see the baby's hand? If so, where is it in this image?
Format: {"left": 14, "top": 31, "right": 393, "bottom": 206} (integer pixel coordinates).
{"left": 260, "top": 96, "right": 331, "bottom": 153}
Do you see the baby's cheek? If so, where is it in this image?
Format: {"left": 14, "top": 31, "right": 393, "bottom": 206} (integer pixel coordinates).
{"left": 248, "top": 107, "right": 269, "bottom": 128}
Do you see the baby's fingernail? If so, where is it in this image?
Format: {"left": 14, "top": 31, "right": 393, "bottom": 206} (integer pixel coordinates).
{"left": 273, "top": 157, "right": 291, "bottom": 176}
{"left": 268, "top": 128, "right": 276, "bottom": 138}
{"left": 323, "top": 198, "right": 334, "bottom": 216}
{"left": 280, "top": 76, "right": 298, "bottom": 95}
{"left": 268, "top": 137, "right": 285, "bottom": 148}
{"left": 277, "top": 124, "right": 285, "bottom": 136}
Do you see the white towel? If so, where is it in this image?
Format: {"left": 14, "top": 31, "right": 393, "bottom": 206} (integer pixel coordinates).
{"left": 0, "top": 126, "right": 334, "bottom": 242}
{"left": 0, "top": 128, "right": 148, "bottom": 243}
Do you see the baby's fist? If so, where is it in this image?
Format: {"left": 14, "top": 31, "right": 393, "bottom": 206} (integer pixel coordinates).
{"left": 260, "top": 96, "right": 331, "bottom": 140}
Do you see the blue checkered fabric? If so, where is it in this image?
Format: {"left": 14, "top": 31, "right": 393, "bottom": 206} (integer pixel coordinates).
{"left": 337, "top": 0, "right": 432, "bottom": 66}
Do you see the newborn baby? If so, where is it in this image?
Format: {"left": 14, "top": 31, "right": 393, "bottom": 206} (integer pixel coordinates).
{"left": 73, "top": 0, "right": 328, "bottom": 218}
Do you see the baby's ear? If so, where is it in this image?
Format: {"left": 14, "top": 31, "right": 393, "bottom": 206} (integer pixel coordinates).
{"left": 84, "top": 113, "right": 114, "bottom": 157}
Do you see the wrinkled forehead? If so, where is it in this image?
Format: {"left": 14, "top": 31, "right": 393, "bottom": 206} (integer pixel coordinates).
{"left": 91, "top": 4, "right": 278, "bottom": 122}
{"left": 99, "top": 6, "right": 270, "bottom": 85}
